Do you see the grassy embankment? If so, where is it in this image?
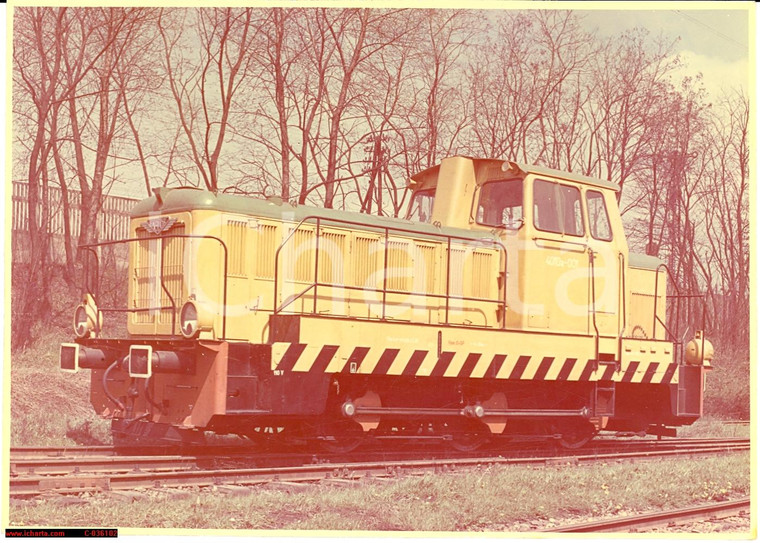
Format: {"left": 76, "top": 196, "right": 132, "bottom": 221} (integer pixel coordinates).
{"left": 8, "top": 452, "right": 750, "bottom": 531}
{"left": 9, "top": 329, "right": 111, "bottom": 447}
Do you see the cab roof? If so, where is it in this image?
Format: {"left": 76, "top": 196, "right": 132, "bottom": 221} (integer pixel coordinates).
{"left": 410, "top": 157, "right": 620, "bottom": 193}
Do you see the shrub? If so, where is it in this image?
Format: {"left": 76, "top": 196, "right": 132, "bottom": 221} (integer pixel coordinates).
{"left": 702, "top": 342, "right": 750, "bottom": 419}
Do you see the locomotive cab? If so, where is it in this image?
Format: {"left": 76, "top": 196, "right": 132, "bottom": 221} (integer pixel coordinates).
{"left": 409, "top": 157, "right": 628, "bottom": 345}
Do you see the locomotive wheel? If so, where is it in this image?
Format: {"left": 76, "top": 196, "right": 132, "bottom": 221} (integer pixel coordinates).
{"left": 450, "top": 431, "right": 489, "bottom": 452}
{"left": 318, "top": 420, "right": 365, "bottom": 454}
{"left": 556, "top": 420, "right": 597, "bottom": 449}
{"left": 447, "top": 421, "right": 491, "bottom": 452}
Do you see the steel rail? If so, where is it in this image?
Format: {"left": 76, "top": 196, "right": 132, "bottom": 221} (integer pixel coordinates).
{"left": 543, "top": 498, "right": 751, "bottom": 533}
{"left": 10, "top": 455, "right": 200, "bottom": 476}
{"left": 10, "top": 441, "right": 749, "bottom": 499}
{"left": 9, "top": 446, "right": 117, "bottom": 458}
{"left": 10, "top": 437, "right": 749, "bottom": 460}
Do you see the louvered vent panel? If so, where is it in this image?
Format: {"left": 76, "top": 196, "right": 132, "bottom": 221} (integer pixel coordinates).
{"left": 353, "top": 236, "right": 380, "bottom": 289}
{"left": 159, "top": 224, "right": 185, "bottom": 325}
{"left": 134, "top": 230, "right": 156, "bottom": 324}
{"left": 318, "top": 231, "right": 346, "bottom": 284}
{"left": 413, "top": 244, "right": 437, "bottom": 294}
{"left": 255, "top": 224, "right": 278, "bottom": 279}
{"left": 226, "top": 220, "right": 247, "bottom": 277}
{"left": 285, "top": 228, "right": 314, "bottom": 282}
{"left": 447, "top": 248, "right": 466, "bottom": 297}
{"left": 471, "top": 250, "right": 493, "bottom": 299}
{"left": 386, "top": 240, "right": 411, "bottom": 292}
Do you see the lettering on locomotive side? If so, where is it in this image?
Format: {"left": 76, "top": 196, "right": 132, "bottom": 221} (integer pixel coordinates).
{"left": 544, "top": 255, "right": 580, "bottom": 268}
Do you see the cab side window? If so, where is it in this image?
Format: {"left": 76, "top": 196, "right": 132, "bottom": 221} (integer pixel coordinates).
{"left": 533, "top": 179, "right": 584, "bottom": 237}
{"left": 476, "top": 179, "right": 523, "bottom": 228}
{"left": 407, "top": 189, "right": 435, "bottom": 223}
{"left": 586, "top": 190, "right": 613, "bottom": 241}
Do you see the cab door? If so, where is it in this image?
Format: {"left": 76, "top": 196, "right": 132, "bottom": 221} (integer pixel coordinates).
{"left": 584, "top": 188, "right": 625, "bottom": 353}
{"left": 524, "top": 177, "right": 591, "bottom": 335}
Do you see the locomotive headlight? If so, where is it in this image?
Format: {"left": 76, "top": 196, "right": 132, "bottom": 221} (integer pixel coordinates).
{"left": 74, "top": 305, "right": 89, "bottom": 338}
{"left": 180, "top": 301, "right": 199, "bottom": 338}
{"left": 73, "top": 294, "right": 101, "bottom": 338}
{"left": 180, "top": 299, "right": 215, "bottom": 339}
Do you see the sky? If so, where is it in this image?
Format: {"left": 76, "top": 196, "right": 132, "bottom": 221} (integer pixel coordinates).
{"left": 577, "top": 8, "right": 751, "bottom": 101}
{"left": 2, "top": 3, "right": 756, "bottom": 201}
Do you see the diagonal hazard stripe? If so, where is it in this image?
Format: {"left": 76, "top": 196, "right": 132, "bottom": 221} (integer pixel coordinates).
{"left": 342, "top": 346, "right": 371, "bottom": 374}
{"left": 621, "top": 361, "right": 640, "bottom": 383}
{"left": 509, "top": 355, "right": 532, "bottom": 380}
{"left": 430, "top": 352, "right": 455, "bottom": 377}
{"left": 402, "top": 350, "right": 429, "bottom": 376}
{"left": 311, "top": 345, "right": 340, "bottom": 374}
{"left": 276, "top": 343, "right": 307, "bottom": 372}
{"left": 641, "top": 362, "right": 659, "bottom": 384}
{"left": 600, "top": 363, "right": 616, "bottom": 381}
{"left": 486, "top": 354, "right": 507, "bottom": 379}
{"left": 532, "top": 356, "right": 555, "bottom": 380}
{"left": 557, "top": 358, "right": 577, "bottom": 381}
{"left": 579, "top": 360, "right": 596, "bottom": 381}
{"left": 343, "top": 347, "right": 369, "bottom": 373}
{"left": 661, "top": 363, "right": 678, "bottom": 384}
{"left": 372, "top": 348, "right": 400, "bottom": 375}
{"left": 459, "top": 353, "right": 482, "bottom": 378}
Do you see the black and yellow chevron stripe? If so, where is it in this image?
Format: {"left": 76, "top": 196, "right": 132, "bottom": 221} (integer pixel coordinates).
{"left": 271, "top": 343, "right": 679, "bottom": 384}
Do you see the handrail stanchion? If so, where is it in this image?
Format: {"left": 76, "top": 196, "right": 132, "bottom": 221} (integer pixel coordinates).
{"left": 382, "top": 228, "right": 389, "bottom": 321}
{"left": 313, "top": 219, "right": 320, "bottom": 315}
{"left": 501, "top": 244, "right": 508, "bottom": 330}
{"left": 445, "top": 238, "right": 451, "bottom": 326}
{"left": 588, "top": 248, "right": 600, "bottom": 363}
{"left": 158, "top": 237, "right": 177, "bottom": 336}
{"left": 618, "top": 252, "right": 626, "bottom": 360}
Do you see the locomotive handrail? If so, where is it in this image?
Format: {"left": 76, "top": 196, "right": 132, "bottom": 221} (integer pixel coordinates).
{"left": 653, "top": 263, "right": 681, "bottom": 343}
{"left": 532, "top": 236, "right": 588, "bottom": 253}
{"left": 652, "top": 263, "right": 711, "bottom": 367}
{"left": 652, "top": 263, "right": 710, "bottom": 365}
{"left": 78, "top": 233, "right": 229, "bottom": 339}
{"left": 588, "top": 248, "right": 600, "bottom": 363}
{"left": 618, "top": 252, "right": 627, "bottom": 363}
{"left": 273, "top": 214, "right": 509, "bottom": 329}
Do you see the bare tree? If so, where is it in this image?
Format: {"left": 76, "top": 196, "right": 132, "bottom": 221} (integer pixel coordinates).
{"left": 289, "top": 9, "right": 413, "bottom": 208}
{"left": 586, "top": 28, "right": 680, "bottom": 198}
{"left": 158, "top": 7, "right": 261, "bottom": 192}
{"left": 64, "top": 8, "right": 157, "bottom": 247}
{"left": 701, "top": 90, "right": 750, "bottom": 343}
{"left": 13, "top": 8, "right": 72, "bottom": 349}
{"left": 468, "top": 11, "right": 591, "bottom": 165}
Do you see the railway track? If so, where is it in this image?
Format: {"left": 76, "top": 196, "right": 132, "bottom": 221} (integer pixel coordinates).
{"left": 9, "top": 437, "right": 748, "bottom": 475}
{"left": 543, "top": 498, "right": 751, "bottom": 533}
{"left": 9, "top": 435, "right": 748, "bottom": 459}
{"left": 9, "top": 438, "right": 749, "bottom": 499}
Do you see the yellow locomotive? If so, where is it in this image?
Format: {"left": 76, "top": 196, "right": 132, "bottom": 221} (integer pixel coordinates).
{"left": 60, "top": 157, "right": 713, "bottom": 450}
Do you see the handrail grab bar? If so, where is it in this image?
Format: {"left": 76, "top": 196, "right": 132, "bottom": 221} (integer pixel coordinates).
{"left": 272, "top": 214, "right": 509, "bottom": 329}
{"left": 79, "top": 233, "right": 230, "bottom": 339}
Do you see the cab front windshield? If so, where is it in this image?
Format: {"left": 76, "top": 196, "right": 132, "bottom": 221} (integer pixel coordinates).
{"left": 407, "top": 189, "right": 435, "bottom": 223}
